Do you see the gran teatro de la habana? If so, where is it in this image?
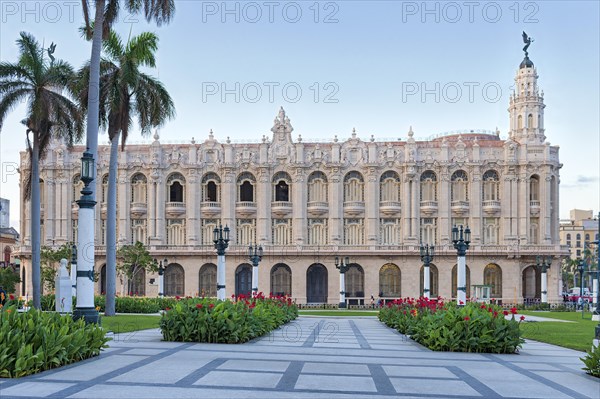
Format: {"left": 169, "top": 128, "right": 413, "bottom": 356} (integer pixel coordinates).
{"left": 17, "top": 51, "right": 567, "bottom": 305}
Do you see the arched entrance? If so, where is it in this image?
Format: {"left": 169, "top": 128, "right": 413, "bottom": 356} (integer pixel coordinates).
{"left": 235, "top": 264, "right": 252, "bottom": 297}
{"left": 306, "top": 264, "right": 328, "bottom": 303}
{"left": 522, "top": 265, "right": 540, "bottom": 300}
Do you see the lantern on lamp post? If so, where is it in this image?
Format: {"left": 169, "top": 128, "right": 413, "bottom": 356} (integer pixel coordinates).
{"left": 452, "top": 225, "right": 471, "bottom": 306}
{"left": 213, "top": 225, "right": 230, "bottom": 300}
{"left": 248, "top": 244, "right": 263, "bottom": 296}
{"left": 420, "top": 244, "right": 435, "bottom": 299}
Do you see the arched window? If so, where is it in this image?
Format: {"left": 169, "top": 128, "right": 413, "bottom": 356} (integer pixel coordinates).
{"left": 131, "top": 173, "right": 147, "bottom": 203}
{"left": 308, "top": 172, "right": 328, "bottom": 202}
{"left": 306, "top": 264, "right": 328, "bottom": 303}
{"left": 420, "top": 170, "right": 437, "bottom": 202}
{"left": 164, "top": 264, "right": 185, "bottom": 296}
{"left": 483, "top": 264, "right": 502, "bottom": 298}
{"left": 199, "top": 263, "right": 217, "bottom": 297}
{"left": 72, "top": 174, "right": 84, "bottom": 202}
{"left": 529, "top": 219, "right": 539, "bottom": 244}
{"left": 4, "top": 246, "right": 11, "bottom": 263}
{"left": 451, "top": 264, "right": 471, "bottom": 298}
{"left": 39, "top": 178, "right": 45, "bottom": 208}
{"left": 482, "top": 170, "right": 499, "bottom": 201}
{"left": 167, "top": 219, "right": 186, "bottom": 245}
{"left": 585, "top": 233, "right": 590, "bottom": 241}
{"left": 380, "top": 171, "right": 400, "bottom": 202}
{"left": 343, "top": 171, "right": 364, "bottom": 202}
{"left": 379, "top": 264, "right": 401, "bottom": 297}
{"left": 576, "top": 233, "right": 581, "bottom": 240}
{"left": 271, "top": 264, "right": 292, "bottom": 296}
{"left": 273, "top": 172, "right": 291, "bottom": 202}
{"left": 167, "top": 173, "right": 185, "bottom": 202}
{"left": 528, "top": 113, "right": 533, "bottom": 128}
{"left": 566, "top": 233, "right": 571, "bottom": 240}
{"left": 202, "top": 173, "right": 221, "bottom": 202}
{"left": 518, "top": 115, "right": 523, "bottom": 129}
{"left": 529, "top": 175, "right": 539, "bottom": 201}
{"left": 101, "top": 174, "right": 109, "bottom": 203}
{"left": 237, "top": 172, "right": 256, "bottom": 202}
{"left": 235, "top": 264, "right": 252, "bottom": 297}
{"left": 451, "top": 170, "right": 468, "bottom": 202}
{"left": 345, "top": 264, "right": 364, "bottom": 298}
{"left": 420, "top": 264, "right": 438, "bottom": 297}
{"left": 522, "top": 265, "right": 540, "bottom": 299}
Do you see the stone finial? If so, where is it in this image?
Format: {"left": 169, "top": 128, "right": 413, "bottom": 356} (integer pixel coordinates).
{"left": 297, "top": 134, "right": 302, "bottom": 143}
{"left": 209, "top": 129, "right": 214, "bottom": 140}
{"left": 191, "top": 137, "right": 196, "bottom": 144}
{"left": 262, "top": 135, "right": 267, "bottom": 143}
{"left": 352, "top": 128, "right": 357, "bottom": 139}
{"left": 408, "top": 126, "right": 414, "bottom": 138}
{"left": 153, "top": 130, "right": 159, "bottom": 141}
{"left": 226, "top": 136, "right": 231, "bottom": 144}
{"left": 370, "top": 134, "right": 375, "bottom": 142}
{"left": 334, "top": 135, "right": 338, "bottom": 143}
{"left": 495, "top": 127, "right": 500, "bottom": 136}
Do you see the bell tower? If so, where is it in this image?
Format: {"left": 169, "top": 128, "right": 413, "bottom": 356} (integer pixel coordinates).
{"left": 508, "top": 32, "right": 546, "bottom": 144}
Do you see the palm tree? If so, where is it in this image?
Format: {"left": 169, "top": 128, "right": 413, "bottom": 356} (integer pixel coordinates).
{"left": 0, "top": 32, "right": 83, "bottom": 309}
{"left": 76, "top": 30, "right": 174, "bottom": 315}
{"left": 79, "top": 0, "right": 175, "bottom": 315}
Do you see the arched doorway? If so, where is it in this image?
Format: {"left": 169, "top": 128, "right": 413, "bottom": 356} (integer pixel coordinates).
{"left": 306, "top": 264, "right": 328, "bottom": 303}
{"left": 451, "top": 264, "right": 471, "bottom": 298}
{"left": 522, "top": 265, "right": 540, "bottom": 300}
{"left": 271, "top": 264, "right": 292, "bottom": 296}
{"left": 164, "top": 264, "right": 185, "bottom": 296}
{"left": 235, "top": 264, "right": 252, "bottom": 297}
{"left": 199, "top": 263, "right": 217, "bottom": 297}
{"left": 379, "top": 263, "right": 401, "bottom": 297}
{"left": 346, "top": 264, "right": 364, "bottom": 298}
{"left": 484, "top": 264, "right": 503, "bottom": 298}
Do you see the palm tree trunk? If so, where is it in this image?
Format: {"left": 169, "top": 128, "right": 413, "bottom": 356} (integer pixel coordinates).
{"left": 85, "top": 0, "right": 104, "bottom": 195}
{"left": 105, "top": 132, "right": 119, "bottom": 316}
{"left": 30, "top": 133, "right": 41, "bottom": 309}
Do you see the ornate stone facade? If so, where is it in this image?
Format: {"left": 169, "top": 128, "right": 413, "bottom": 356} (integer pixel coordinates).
{"left": 17, "top": 57, "right": 568, "bottom": 304}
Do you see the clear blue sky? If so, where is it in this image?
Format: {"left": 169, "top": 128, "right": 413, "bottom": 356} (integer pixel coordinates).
{"left": 1, "top": 1, "right": 599, "bottom": 228}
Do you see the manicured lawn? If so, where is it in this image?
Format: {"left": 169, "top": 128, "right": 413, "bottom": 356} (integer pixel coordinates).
{"left": 101, "top": 314, "right": 160, "bottom": 333}
{"left": 518, "top": 310, "right": 598, "bottom": 352}
{"left": 299, "top": 310, "right": 378, "bottom": 317}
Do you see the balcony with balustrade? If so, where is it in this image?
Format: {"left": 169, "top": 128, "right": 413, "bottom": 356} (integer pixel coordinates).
{"left": 482, "top": 200, "right": 501, "bottom": 215}
{"left": 200, "top": 201, "right": 221, "bottom": 218}
{"left": 419, "top": 200, "right": 438, "bottom": 216}
{"left": 343, "top": 201, "right": 365, "bottom": 217}
{"left": 307, "top": 201, "right": 329, "bottom": 217}
{"left": 165, "top": 202, "right": 186, "bottom": 218}
{"left": 236, "top": 201, "right": 257, "bottom": 217}
{"left": 271, "top": 201, "right": 293, "bottom": 218}
{"left": 530, "top": 200, "right": 540, "bottom": 216}
{"left": 130, "top": 202, "right": 147, "bottom": 218}
{"left": 451, "top": 200, "right": 470, "bottom": 216}
{"left": 379, "top": 201, "right": 401, "bottom": 216}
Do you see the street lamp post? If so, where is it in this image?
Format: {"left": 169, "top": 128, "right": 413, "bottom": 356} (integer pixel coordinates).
{"left": 420, "top": 244, "right": 434, "bottom": 299}
{"left": 73, "top": 149, "right": 100, "bottom": 324}
{"left": 335, "top": 256, "right": 350, "bottom": 309}
{"left": 248, "top": 244, "right": 263, "bottom": 296}
{"left": 154, "top": 258, "right": 167, "bottom": 297}
{"left": 452, "top": 225, "right": 471, "bottom": 306}
{"left": 213, "top": 225, "right": 230, "bottom": 300}
{"left": 593, "top": 211, "right": 600, "bottom": 345}
{"left": 70, "top": 244, "right": 77, "bottom": 297}
{"left": 536, "top": 255, "right": 552, "bottom": 304}
{"left": 578, "top": 258, "right": 586, "bottom": 318}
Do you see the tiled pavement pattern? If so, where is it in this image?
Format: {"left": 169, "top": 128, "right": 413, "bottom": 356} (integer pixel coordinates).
{"left": 1, "top": 317, "right": 599, "bottom": 399}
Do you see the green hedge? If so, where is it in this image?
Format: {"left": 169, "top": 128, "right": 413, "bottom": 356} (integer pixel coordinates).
{"left": 34, "top": 294, "right": 179, "bottom": 313}
{"left": 379, "top": 298, "right": 524, "bottom": 353}
{"left": 0, "top": 307, "right": 110, "bottom": 378}
{"left": 160, "top": 295, "right": 298, "bottom": 343}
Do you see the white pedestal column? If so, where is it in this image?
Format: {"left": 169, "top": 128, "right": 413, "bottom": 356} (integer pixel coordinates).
{"left": 74, "top": 202, "right": 99, "bottom": 323}
{"left": 217, "top": 254, "right": 226, "bottom": 300}
{"left": 423, "top": 264, "right": 430, "bottom": 299}
{"left": 158, "top": 272, "right": 164, "bottom": 297}
{"left": 457, "top": 255, "right": 466, "bottom": 305}
{"left": 252, "top": 264, "right": 259, "bottom": 295}
{"left": 541, "top": 270, "right": 548, "bottom": 303}
{"left": 339, "top": 272, "right": 346, "bottom": 308}
{"left": 592, "top": 279, "right": 599, "bottom": 321}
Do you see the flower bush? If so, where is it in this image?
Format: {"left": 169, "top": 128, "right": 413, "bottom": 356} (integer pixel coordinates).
{"left": 160, "top": 293, "right": 298, "bottom": 343}
{"left": 379, "top": 297, "right": 524, "bottom": 353}
{"left": 581, "top": 344, "right": 600, "bottom": 378}
{"left": 0, "top": 306, "right": 110, "bottom": 378}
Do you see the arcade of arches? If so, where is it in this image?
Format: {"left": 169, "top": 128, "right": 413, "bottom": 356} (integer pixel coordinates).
{"left": 93, "top": 259, "right": 550, "bottom": 304}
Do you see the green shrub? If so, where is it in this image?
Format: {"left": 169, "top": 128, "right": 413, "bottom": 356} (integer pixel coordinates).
{"left": 379, "top": 298, "right": 524, "bottom": 353}
{"left": 160, "top": 295, "right": 298, "bottom": 343}
{"left": 32, "top": 294, "right": 179, "bottom": 314}
{"left": 581, "top": 344, "right": 600, "bottom": 378}
{"left": 0, "top": 307, "right": 110, "bottom": 378}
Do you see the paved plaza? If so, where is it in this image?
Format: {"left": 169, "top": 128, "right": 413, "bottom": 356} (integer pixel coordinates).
{"left": 1, "top": 316, "right": 599, "bottom": 399}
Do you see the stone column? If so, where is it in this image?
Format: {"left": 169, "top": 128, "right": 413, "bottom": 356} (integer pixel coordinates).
{"left": 148, "top": 177, "right": 156, "bottom": 241}
{"left": 257, "top": 168, "right": 270, "bottom": 244}
{"left": 156, "top": 177, "right": 166, "bottom": 243}
{"left": 293, "top": 168, "right": 307, "bottom": 245}
{"left": 366, "top": 168, "right": 378, "bottom": 246}
{"left": 329, "top": 169, "right": 342, "bottom": 245}
{"left": 518, "top": 172, "right": 529, "bottom": 243}
{"left": 117, "top": 169, "right": 128, "bottom": 245}
{"left": 187, "top": 171, "right": 199, "bottom": 245}
{"left": 439, "top": 170, "right": 450, "bottom": 242}
{"left": 542, "top": 174, "right": 552, "bottom": 243}
{"left": 471, "top": 170, "right": 482, "bottom": 243}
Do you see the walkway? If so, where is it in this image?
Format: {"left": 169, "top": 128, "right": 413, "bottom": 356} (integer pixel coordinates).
{"left": 1, "top": 317, "right": 598, "bottom": 398}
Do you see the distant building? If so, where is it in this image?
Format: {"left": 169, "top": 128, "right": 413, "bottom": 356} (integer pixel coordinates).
{"left": 560, "top": 210, "right": 599, "bottom": 259}
{"left": 0, "top": 198, "right": 9, "bottom": 228}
